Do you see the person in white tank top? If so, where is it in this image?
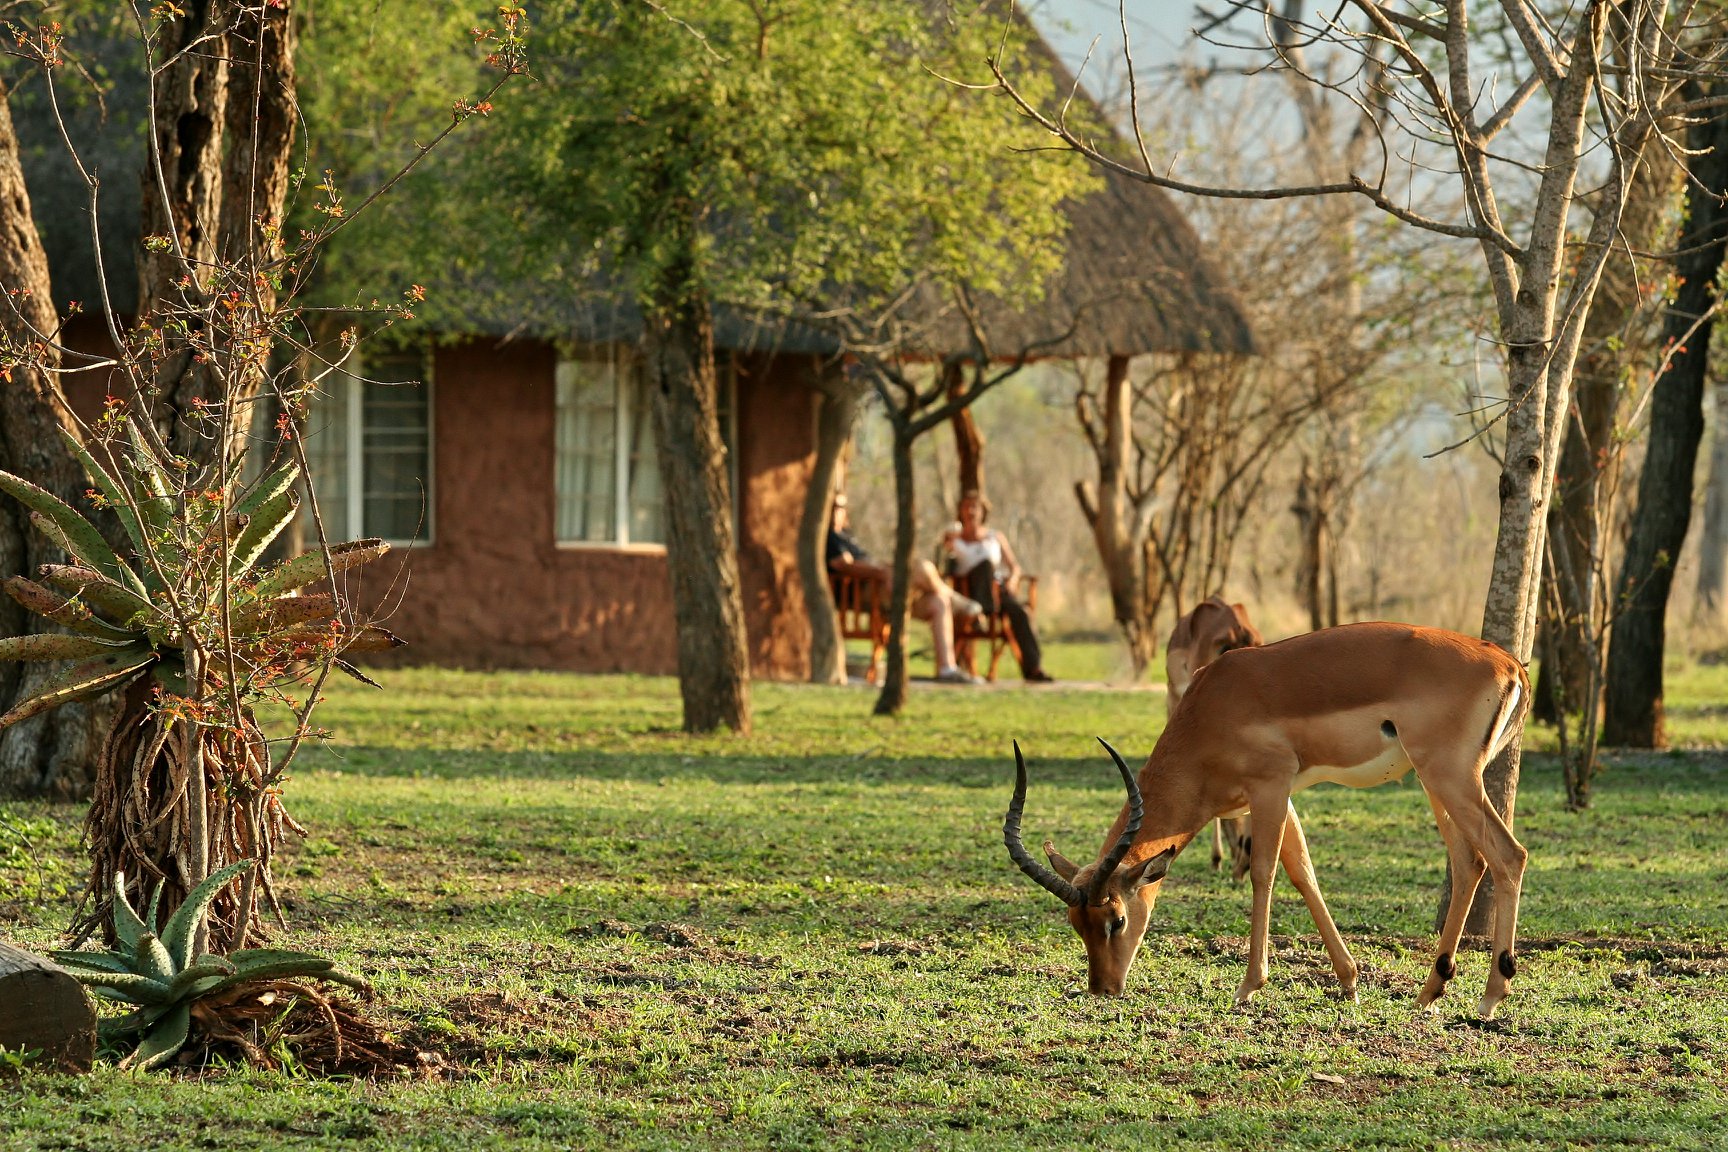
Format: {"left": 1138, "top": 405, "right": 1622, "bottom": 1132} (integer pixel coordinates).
{"left": 940, "top": 490, "right": 1051, "bottom": 681}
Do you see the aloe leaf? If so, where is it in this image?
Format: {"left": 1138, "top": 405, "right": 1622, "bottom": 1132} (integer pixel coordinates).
{"left": 124, "top": 1002, "right": 190, "bottom": 1071}
{"left": 341, "top": 625, "right": 405, "bottom": 654}
{"left": 196, "top": 960, "right": 349, "bottom": 1001}
{"left": 135, "top": 933, "right": 175, "bottom": 982}
{"left": 0, "top": 634, "right": 131, "bottom": 662}
{"left": 121, "top": 418, "right": 175, "bottom": 501}
{"left": 50, "top": 950, "right": 134, "bottom": 975}
{"left": 3, "top": 577, "right": 138, "bottom": 641}
{"left": 161, "top": 858, "right": 256, "bottom": 970}
{"left": 227, "top": 948, "right": 336, "bottom": 973}
{"left": 332, "top": 659, "right": 383, "bottom": 689}
{"left": 227, "top": 486, "right": 300, "bottom": 579}
{"left": 250, "top": 539, "right": 389, "bottom": 601}
{"left": 35, "top": 565, "right": 155, "bottom": 629}
{"left": 232, "top": 593, "right": 336, "bottom": 636}
{"left": 68, "top": 970, "right": 173, "bottom": 1005}
{"left": 111, "top": 872, "right": 147, "bottom": 951}
{"left": 0, "top": 469, "right": 145, "bottom": 595}
{"left": 146, "top": 881, "right": 163, "bottom": 935}
{"left": 191, "top": 948, "right": 352, "bottom": 998}
{"left": 152, "top": 655, "right": 188, "bottom": 696}
{"left": 98, "top": 1007, "right": 152, "bottom": 1038}
{"left": 60, "top": 429, "right": 154, "bottom": 582}
{"left": 230, "top": 459, "right": 301, "bottom": 526}
{"left": 0, "top": 647, "right": 156, "bottom": 730}
{"left": 165, "top": 957, "right": 236, "bottom": 1001}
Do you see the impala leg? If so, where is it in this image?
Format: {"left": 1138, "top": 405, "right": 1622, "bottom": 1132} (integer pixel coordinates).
{"left": 1422, "top": 772, "right": 1528, "bottom": 1020}
{"left": 1211, "top": 818, "right": 1225, "bottom": 870}
{"left": 1236, "top": 791, "right": 1290, "bottom": 1006}
{"left": 1417, "top": 789, "right": 1486, "bottom": 1012}
{"left": 1275, "top": 801, "right": 1358, "bottom": 1001}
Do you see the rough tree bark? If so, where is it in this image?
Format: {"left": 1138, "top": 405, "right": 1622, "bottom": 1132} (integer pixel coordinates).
{"left": 798, "top": 370, "right": 865, "bottom": 685}
{"left": 1075, "top": 354, "right": 1158, "bottom": 675}
{"left": 1697, "top": 378, "right": 1728, "bottom": 626}
{"left": 0, "top": 79, "right": 109, "bottom": 800}
{"left": 945, "top": 361, "right": 985, "bottom": 496}
{"left": 139, "top": 1, "right": 295, "bottom": 469}
{"left": 1449, "top": 7, "right": 1618, "bottom": 936}
{"left": 645, "top": 289, "right": 753, "bottom": 735}
{"left": 1603, "top": 105, "right": 1728, "bottom": 748}
{"left": 872, "top": 420, "right": 920, "bottom": 715}
{"left": 1539, "top": 145, "right": 1678, "bottom": 727}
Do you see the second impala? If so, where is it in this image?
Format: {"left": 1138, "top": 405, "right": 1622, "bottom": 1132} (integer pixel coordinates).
{"left": 1005, "top": 621, "right": 1530, "bottom": 1019}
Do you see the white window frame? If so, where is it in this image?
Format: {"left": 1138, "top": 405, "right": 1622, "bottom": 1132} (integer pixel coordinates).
{"left": 555, "top": 349, "right": 738, "bottom": 551}
{"left": 311, "top": 350, "right": 435, "bottom": 549}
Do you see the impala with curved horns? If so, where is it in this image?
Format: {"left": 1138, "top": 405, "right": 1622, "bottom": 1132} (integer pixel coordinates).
{"left": 1005, "top": 622, "right": 1531, "bottom": 1018}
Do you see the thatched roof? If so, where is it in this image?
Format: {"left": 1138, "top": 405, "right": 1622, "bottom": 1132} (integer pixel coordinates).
{"left": 12, "top": 14, "right": 1252, "bottom": 361}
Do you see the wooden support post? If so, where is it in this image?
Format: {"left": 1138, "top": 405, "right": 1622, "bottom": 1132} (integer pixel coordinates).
{"left": 0, "top": 941, "right": 96, "bottom": 1074}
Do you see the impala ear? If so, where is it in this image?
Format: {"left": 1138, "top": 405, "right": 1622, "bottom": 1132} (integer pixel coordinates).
{"left": 1124, "top": 846, "right": 1177, "bottom": 889}
{"left": 1043, "top": 839, "right": 1080, "bottom": 881}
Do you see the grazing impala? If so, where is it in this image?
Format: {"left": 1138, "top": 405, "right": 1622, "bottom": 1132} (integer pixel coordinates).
{"left": 1165, "top": 597, "right": 1263, "bottom": 878}
{"left": 1006, "top": 622, "right": 1530, "bottom": 1018}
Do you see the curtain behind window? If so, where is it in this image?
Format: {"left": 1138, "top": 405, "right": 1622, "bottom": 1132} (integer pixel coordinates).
{"left": 555, "top": 358, "right": 619, "bottom": 542}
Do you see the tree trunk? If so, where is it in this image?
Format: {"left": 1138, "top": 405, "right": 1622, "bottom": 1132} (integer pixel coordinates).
{"left": 139, "top": 0, "right": 227, "bottom": 445}
{"left": 1697, "top": 376, "right": 1728, "bottom": 627}
{"left": 645, "top": 293, "right": 752, "bottom": 735}
{"left": 0, "top": 80, "right": 110, "bottom": 800}
{"left": 1603, "top": 108, "right": 1728, "bottom": 747}
{"left": 799, "top": 372, "right": 863, "bottom": 684}
{"left": 1292, "top": 461, "right": 1325, "bottom": 631}
{"left": 1075, "top": 355, "right": 1155, "bottom": 677}
{"left": 1446, "top": 32, "right": 1607, "bottom": 937}
{"left": 211, "top": 1, "right": 296, "bottom": 458}
{"left": 946, "top": 361, "right": 985, "bottom": 496}
{"left": 134, "top": 1, "right": 298, "bottom": 471}
{"left": 873, "top": 424, "right": 917, "bottom": 715}
{"left": 1543, "top": 142, "right": 1677, "bottom": 730}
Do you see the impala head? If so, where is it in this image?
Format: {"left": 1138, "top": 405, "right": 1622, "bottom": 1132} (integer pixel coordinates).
{"left": 1004, "top": 739, "right": 1176, "bottom": 995}
{"left": 1194, "top": 598, "right": 1263, "bottom": 666}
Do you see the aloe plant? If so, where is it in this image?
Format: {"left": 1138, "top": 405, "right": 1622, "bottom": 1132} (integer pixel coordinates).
{"left": 0, "top": 417, "right": 401, "bottom": 948}
{"left": 53, "top": 860, "right": 365, "bottom": 1072}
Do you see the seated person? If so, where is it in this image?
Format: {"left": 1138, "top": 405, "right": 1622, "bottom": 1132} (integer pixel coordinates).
{"left": 940, "top": 489, "right": 1052, "bottom": 682}
{"left": 826, "top": 493, "right": 982, "bottom": 685}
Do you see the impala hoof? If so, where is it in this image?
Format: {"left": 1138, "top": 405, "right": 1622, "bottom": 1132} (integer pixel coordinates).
{"left": 1338, "top": 984, "right": 1359, "bottom": 1004}
{"left": 1476, "top": 995, "right": 1500, "bottom": 1021}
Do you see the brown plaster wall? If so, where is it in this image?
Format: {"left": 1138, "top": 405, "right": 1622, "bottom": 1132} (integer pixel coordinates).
{"left": 49, "top": 322, "right": 818, "bottom": 678}
{"left": 359, "top": 338, "right": 682, "bottom": 672}
{"left": 361, "top": 340, "right": 815, "bottom": 677}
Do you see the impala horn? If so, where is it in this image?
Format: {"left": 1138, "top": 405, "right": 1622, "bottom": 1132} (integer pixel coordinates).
{"left": 1090, "top": 738, "right": 1146, "bottom": 902}
{"left": 1005, "top": 741, "right": 1084, "bottom": 906}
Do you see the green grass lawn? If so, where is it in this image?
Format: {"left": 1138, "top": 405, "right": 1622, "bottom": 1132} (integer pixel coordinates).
{"left": 3, "top": 658, "right": 1728, "bottom": 1150}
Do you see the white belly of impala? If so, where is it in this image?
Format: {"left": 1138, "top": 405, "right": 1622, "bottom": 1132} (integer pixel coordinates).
{"left": 1293, "top": 742, "right": 1413, "bottom": 792}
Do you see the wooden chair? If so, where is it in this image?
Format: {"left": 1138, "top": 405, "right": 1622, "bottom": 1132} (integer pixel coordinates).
{"left": 950, "top": 573, "right": 1037, "bottom": 683}
{"left": 831, "top": 569, "right": 891, "bottom": 683}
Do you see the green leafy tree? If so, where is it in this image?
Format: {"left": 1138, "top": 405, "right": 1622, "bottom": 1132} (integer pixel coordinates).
{"left": 436, "top": 1, "right": 1092, "bottom": 731}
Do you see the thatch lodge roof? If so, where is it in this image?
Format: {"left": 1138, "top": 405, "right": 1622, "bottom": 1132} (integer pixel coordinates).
{"left": 11, "top": 14, "right": 1251, "bottom": 363}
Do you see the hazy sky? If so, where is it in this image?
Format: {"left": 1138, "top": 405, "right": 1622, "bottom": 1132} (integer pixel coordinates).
{"left": 1026, "top": 0, "right": 1216, "bottom": 74}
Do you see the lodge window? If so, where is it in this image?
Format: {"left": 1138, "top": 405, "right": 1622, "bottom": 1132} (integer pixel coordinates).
{"left": 303, "top": 348, "right": 435, "bottom": 546}
{"left": 555, "top": 350, "right": 736, "bottom": 548}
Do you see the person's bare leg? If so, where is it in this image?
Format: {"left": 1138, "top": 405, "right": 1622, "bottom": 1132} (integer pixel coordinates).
{"left": 912, "top": 591, "right": 958, "bottom": 672}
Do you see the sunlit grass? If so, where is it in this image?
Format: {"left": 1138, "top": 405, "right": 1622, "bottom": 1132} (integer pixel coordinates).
{"left": 4, "top": 653, "right": 1727, "bottom": 1150}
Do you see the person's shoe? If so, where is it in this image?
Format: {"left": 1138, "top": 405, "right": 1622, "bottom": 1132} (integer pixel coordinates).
{"left": 1024, "top": 669, "right": 1055, "bottom": 683}
{"left": 936, "top": 667, "right": 980, "bottom": 685}
{"left": 950, "top": 593, "right": 986, "bottom": 618}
